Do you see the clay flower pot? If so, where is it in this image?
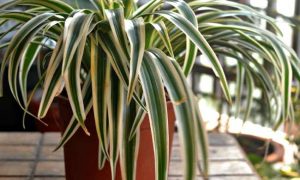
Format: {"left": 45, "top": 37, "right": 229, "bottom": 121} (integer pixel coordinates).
{"left": 54, "top": 97, "right": 176, "bottom": 180}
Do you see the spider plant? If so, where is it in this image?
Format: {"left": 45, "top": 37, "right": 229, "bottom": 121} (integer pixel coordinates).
{"left": 0, "top": 0, "right": 299, "bottom": 179}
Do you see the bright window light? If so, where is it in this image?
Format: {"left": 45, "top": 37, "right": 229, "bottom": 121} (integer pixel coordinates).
{"left": 225, "top": 56, "right": 237, "bottom": 67}
{"left": 276, "top": 17, "right": 294, "bottom": 47}
{"left": 253, "top": 88, "right": 262, "bottom": 99}
{"left": 199, "top": 74, "right": 214, "bottom": 94}
{"left": 276, "top": 0, "right": 295, "bottom": 17}
{"left": 249, "top": 0, "right": 268, "bottom": 9}
{"left": 199, "top": 54, "right": 211, "bottom": 67}
{"left": 229, "top": 82, "right": 236, "bottom": 96}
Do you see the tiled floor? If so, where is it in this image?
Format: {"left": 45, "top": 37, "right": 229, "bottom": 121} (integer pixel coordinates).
{"left": 0, "top": 132, "right": 260, "bottom": 179}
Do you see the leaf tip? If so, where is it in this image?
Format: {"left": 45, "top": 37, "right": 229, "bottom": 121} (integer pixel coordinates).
{"left": 173, "top": 97, "right": 187, "bottom": 105}
{"left": 38, "top": 119, "right": 48, "bottom": 127}
{"left": 128, "top": 130, "right": 135, "bottom": 141}
{"left": 53, "top": 145, "right": 61, "bottom": 152}
{"left": 126, "top": 93, "right": 133, "bottom": 105}
{"left": 80, "top": 124, "right": 90, "bottom": 136}
{"left": 227, "top": 96, "right": 233, "bottom": 105}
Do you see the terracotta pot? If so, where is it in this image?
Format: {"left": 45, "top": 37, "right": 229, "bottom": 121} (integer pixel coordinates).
{"left": 55, "top": 97, "right": 176, "bottom": 180}
{"left": 234, "top": 134, "right": 284, "bottom": 163}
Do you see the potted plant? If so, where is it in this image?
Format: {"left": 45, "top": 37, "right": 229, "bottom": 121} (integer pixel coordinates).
{"left": 0, "top": 0, "right": 299, "bottom": 179}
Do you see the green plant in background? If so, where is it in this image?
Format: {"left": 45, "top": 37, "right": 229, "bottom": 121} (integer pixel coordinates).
{"left": 248, "top": 153, "right": 300, "bottom": 179}
{"left": 0, "top": 0, "right": 299, "bottom": 179}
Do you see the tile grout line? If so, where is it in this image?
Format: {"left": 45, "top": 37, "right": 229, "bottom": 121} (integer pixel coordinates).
{"left": 171, "top": 158, "right": 248, "bottom": 162}
{"left": 0, "top": 159, "right": 64, "bottom": 162}
{"left": 168, "top": 174, "right": 258, "bottom": 178}
{"left": 29, "top": 133, "right": 44, "bottom": 180}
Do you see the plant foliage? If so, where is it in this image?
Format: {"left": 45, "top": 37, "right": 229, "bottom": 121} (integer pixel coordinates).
{"left": 0, "top": 0, "right": 299, "bottom": 179}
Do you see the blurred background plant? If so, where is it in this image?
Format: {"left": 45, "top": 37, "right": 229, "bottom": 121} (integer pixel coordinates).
{"left": 191, "top": 0, "right": 300, "bottom": 179}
